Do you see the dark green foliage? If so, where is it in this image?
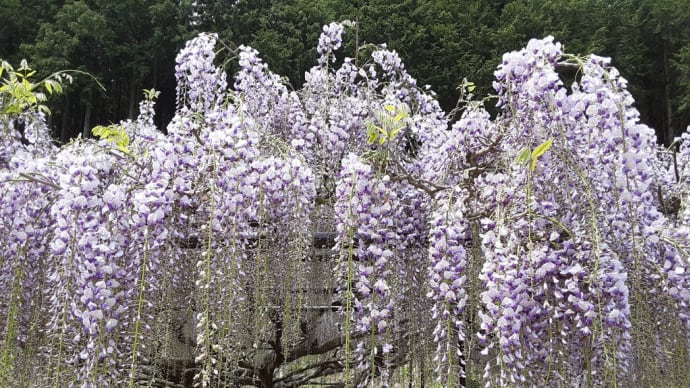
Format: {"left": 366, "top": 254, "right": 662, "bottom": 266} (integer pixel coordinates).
{"left": 0, "top": 0, "right": 58, "bottom": 63}
{"left": 15, "top": 0, "right": 196, "bottom": 141}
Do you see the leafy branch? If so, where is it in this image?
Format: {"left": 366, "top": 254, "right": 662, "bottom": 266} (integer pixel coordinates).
{"left": 0, "top": 59, "right": 103, "bottom": 120}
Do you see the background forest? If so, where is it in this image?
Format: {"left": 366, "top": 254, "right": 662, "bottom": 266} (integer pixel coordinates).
{"left": 1, "top": 0, "right": 689, "bottom": 145}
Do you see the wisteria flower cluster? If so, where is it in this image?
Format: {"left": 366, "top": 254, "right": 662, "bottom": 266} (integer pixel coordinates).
{"left": 2, "top": 23, "right": 690, "bottom": 388}
{"left": 427, "top": 188, "right": 470, "bottom": 386}
{"left": 317, "top": 22, "right": 345, "bottom": 65}
{"left": 334, "top": 154, "right": 403, "bottom": 385}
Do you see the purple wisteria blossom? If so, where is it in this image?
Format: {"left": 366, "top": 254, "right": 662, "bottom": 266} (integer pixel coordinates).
{"left": 427, "top": 188, "right": 470, "bottom": 386}
{"left": 175, "top": 32, "right": 227, "bottom": 113}
{"left": 317, "top": 22, "right": 345, "bottom": 65}
{"left": 335, "top": 154, "right": 400, "bottom": 386}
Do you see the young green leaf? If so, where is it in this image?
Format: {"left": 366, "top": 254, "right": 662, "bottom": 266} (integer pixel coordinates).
{"left": 531, "top": 138, "right": 554, "bottom": 159}
{"left": 393, "top": 112, "right": 408, "bottom": 122}
{"left": 514, "top": 146, "right": 531, "bottom": 166}
{"left": 367, "top": 122, "right": 380, "bottom": 144}
{"left": 530, "top": 138, "right": 554, "bottom": 172}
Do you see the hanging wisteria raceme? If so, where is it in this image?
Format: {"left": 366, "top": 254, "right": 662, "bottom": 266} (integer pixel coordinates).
{"left": 334, "top": 154, "right": 397, "bottom": 386}
{"left": 478, "top": 211, "right": 631, "bottom": 386}
{"left": 575, "top": 56, "right": 690, "bottom": 347}
{"left": 0, "top": 154, "right": 55, "bottom": 383}
{"left": 472, "top": 35, "right": 690, "bottom": 386}
{"left": 317, "top": 22, "right": 345, "bottom": 66}
{"left": 174, "top": 32, "right": 227, "bottom": 114}
{"left": 0, "top": 111, "right": 54, "bottom": 170}
{"left": 233, "top": 44, "right": 295, "bottom": 136}
{"left": 427, "top": 188, "right": 470, "bottom": 387}
{"left": 302, "top": 25, "right": 370, "bottom": 180}
{"left": 172, "top": 31, "right": 323, "bottom": 386}
{"left": 42, "top": 145, "right": 126, "bottom": 386}
{"left": 558, "top": 52, "right": 688, "bottom": 381}
{"left": 478, "top": 38, "right": 632, "bottom": 386}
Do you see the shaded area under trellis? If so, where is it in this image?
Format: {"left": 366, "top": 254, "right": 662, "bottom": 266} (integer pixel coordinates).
{"left": 134, "top": 231, "right": 424, "bottom": 387}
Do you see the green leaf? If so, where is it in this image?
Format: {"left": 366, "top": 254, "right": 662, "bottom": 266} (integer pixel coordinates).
{"left": 92, "top": 124, "right": 131, "bottom": 154}
{"left": 514, "top": 146, "right": 531, "bottom": 165}
{"left": 393, "top": 112, "right": 408, "bottom": 122}
{"left": 531, "top": 138, "right": 554, "bottom": 159}
{"left": 37, "top": 105, "right": 51, "bottom": 115}
{"left": 143, "top": 88, "right": 160, "bottom": 101}
{"left": 366, "top": 122, "right": 379, "bottom": 144}
{"left": 530, "top": 138, "right": 554, "bottom": 172}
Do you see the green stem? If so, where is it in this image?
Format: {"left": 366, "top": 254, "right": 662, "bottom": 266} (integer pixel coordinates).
{"left": 0, "top": 249, "right": 24, "bottom": 385}
{"left": 200, "top": 162, "right": 217, "bottom": 386}
{"left": 129, "top": 231, "right": 149, "bottom": 387}
{"left": 342, "top": 170, "right": 360, "bottom": 388}
{"left": 52, "top": 209, "right": 80, "bottom": 387}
